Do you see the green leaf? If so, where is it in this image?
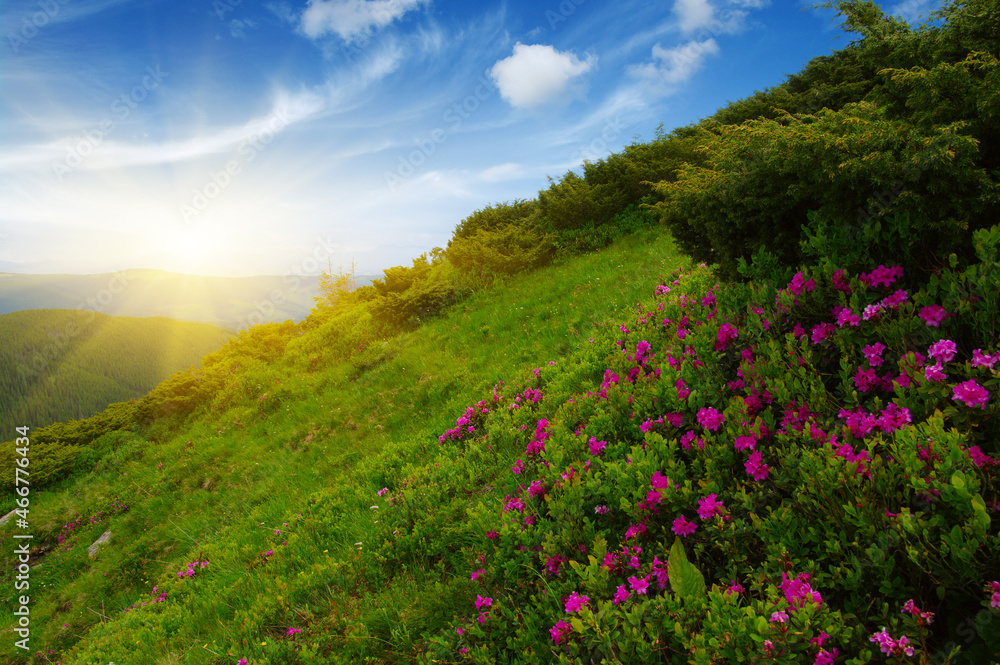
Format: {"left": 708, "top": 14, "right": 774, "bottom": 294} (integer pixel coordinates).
{"left": 668, "top": 536, "right": 706, "bottom": 602}
{"left": 971, "top": 493, "right": 991, "bottom": 533}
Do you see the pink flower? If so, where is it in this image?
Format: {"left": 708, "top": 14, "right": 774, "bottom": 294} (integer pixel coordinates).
{"left": 860, "top": 264, "right": 903, "bottom": 288}
{"left": 745, "top": 450, "right": 769, "bottom": 481}
{"left": 864, "top": 342, "right": 886, "bottom": 367}
{"left": 770, "top": 610, "right": 788, "bottom": 623}
{"left": 715, "top": 323, "right": 739, "bottom": 351}
{"left": 836, "top": 307, "right": 861, "bottom": 328}
{"left": 238, "top": 660, "right": 248, "bottom": 665}
{"left": 832, "top": 269, "right": 852, "bottom": 294}
{"left": 924, "top": 363, "right": 946, "bottom": 382}
{"left": 971, "top": 349, "right": 1000, "bottom": 369}
{"left": 919, "top": 304, "right": 949, "bottom": 327}
{"left": 588, "top": 437, "right": 607, "bottom": 456}
{"left": 870, "top": 628, "right": 897, "bottom": 655}
{"left": 471, "top": 568, "right": 484, "bottom": 581}
{"left": 286, "top": 627, "right": 302, "bottom": 635}
{"left": 672, "top": 515, "right": 697, "bottom": 537}
{"left": 781, "top": 572, "right": 823, "bottom": 609}
{"left": 928, "top": 339, "right": 957, "bottom": 363}
{"left": 810, "top": 322, "right": 835, "bottom": 344}
{"left": 675, "top": 378, "right": 691, "bottom": 400}
{"left": 613, "top": 584, "right": 630, "bottom": 605}
{"left": 697, "top": 494, "right": 725, "bottom": 520}
{"left": 726, "top": 582, "right": 744, "bottom": 595}
{"left": 629, "top": 575, "right": 650, "bottom": 595}
{"left": 814, "top": 649, "right": 839, "bottom": 665}
{"left": 550, "top": 620, "right": 572, "bottom": 644}
{"left": 697, "top": 407, "right": 725, "bottom": 431}
{"left": 512, "top": 459, "right": 524, "bottom": 474}
{"left": 564, "top": 591, "right": 589, "bottom": 613}
{"left": 953, "top": 380, "right": 989, "bottom": 409}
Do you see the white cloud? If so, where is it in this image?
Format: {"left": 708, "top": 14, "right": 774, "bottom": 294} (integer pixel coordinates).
{"left": 671, "top": 0, "right": 759, "bottom": 35}
{"left": 478, "top": 162, "right": 523, "bottom": 182}
{"left": 490, "top": 43, "right": 595, "bottom": 110}
{"left": 674, "top": 0, "right": 714, "bottom": 33}
{"left": 628, "top": 38, "right": 720, "bottom": 86}
{"left": 299, "top": 0, "right": 426, "bottom": 42}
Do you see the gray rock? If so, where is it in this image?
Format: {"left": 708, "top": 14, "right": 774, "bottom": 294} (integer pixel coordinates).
{"left": 0, "top": 509, "right": 14, "bottom": 526}
{"left": 88, "top": 530, "right": 112, "bottom": 559}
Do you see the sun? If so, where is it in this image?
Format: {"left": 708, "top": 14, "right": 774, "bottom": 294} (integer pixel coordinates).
{"left": 159, "top": 226, "right": 222, "bottom": 274}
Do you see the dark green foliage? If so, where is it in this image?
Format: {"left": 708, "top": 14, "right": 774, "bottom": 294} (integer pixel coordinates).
{"left": 655, "top": 93, "right": 998, "bottom": 281}
{"left": 450, "top": 199, "right": 537, "bottom": 242}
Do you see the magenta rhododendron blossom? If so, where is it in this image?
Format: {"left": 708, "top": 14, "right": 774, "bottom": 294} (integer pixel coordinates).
{"left": 953, "top": 380, "right": 989, "bottom": 408}
{"left": 672, "top": 515, "right": 697, "bottom": 537}
{"left": 613, "top": 584, "right": 630, "bottom": 605}
{"left": 475, "top": 595, "right": 493, "bottom": 610}
{"left": 919, "top": 304, "right": 949, "bottom": 327}
{"left": 550, "top": 620, "right": 572, "bottom": 644}
{"left": 770, "top": 610, "right": 788, "bottom": 623}
{"left": 588, "top": 437, "right": 607, "bottom": 456}
{"left": 814, "top": 649, "right": 839, "bottom": 665}
{"left": 832, "top": 269, "right": 852, "bottom": 293}
{"left": 864, "top": 342, "right": 886, "bottom": 367}
{"left": 628, "top": 575, "right": 650, "bottom": 595}
{"left": 836, "top": 307, "right": 861, "bottom": 328}
{"left": 745, "top": 450, "right": 769, "bottom": 481}
{"left": 564, "top": 591, "right": 589, "bottom": 613}
{"left": 734, "top": 434, "right": 756, "bottom": 451}
{"left": 811, "top": 322, "right": 835, "bottom": 344}
{"left": 971, "top": 349, "right": 1000, "bottom": 369}
{"left": 781, "top": 572, "right": 823, "bottom": 609}
{"left": 471, "top": 568, "right": 484, "bottom": 581}
{"left": 928, "top": 339, "right": 957, "bottom": 363}
{"left": 697, "top": 406, "right": 725, "bottom": 431}
{"left": 924, "top": 363, "right": 946, "bottom": 383}
{"left": 715, "top": 323, "right": 738, "bottom": 350}
{"left": 860, "top": 264, "right": 903, "bottom": 288}
{"left": 697, "top": 494, "right": 725, "bottom": 520}
{"left": 675, "top": 378, "right": 691, "bottom": 400}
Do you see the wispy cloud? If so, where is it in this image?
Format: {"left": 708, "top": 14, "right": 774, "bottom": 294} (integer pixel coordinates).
{"left": 628, "top": 38, "right": 721, "bottom": 86}
{"left": 229, "top": 19, "right": 257, "bottom": 40}
{"left": 0, "top": 88, "right": 327, "bottom": 172}
{"left": 0, "top": 0, "right": 135, "bottom": 35}
{"left": 299, "top": 0, "right": 428, "bottom": 43}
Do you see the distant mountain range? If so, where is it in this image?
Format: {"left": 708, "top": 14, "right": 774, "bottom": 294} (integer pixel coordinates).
{"left": 0, "top": 309, "right": 233, "bottom": 427}
{"left": 0, "top": 269, "right": 335, "bottom": 330}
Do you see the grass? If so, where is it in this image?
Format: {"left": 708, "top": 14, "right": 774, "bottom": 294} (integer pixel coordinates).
{"left": 0, "top": 226, "right": 688, "bottom": 664}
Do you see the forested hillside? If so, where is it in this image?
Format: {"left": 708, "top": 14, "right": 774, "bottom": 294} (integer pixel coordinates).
{"left": 0, "top": 309, "right": 232, "bottom": 427}
{"left": 1, "top": 2, "right": 998, "bottom": 663}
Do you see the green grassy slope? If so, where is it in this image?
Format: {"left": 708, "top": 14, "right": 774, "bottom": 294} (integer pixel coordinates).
{"left": 0, "top": 229, "right": 689, "bottom": 664}
{"left": 0, "top": 309, "right": 233, "bottom": 428}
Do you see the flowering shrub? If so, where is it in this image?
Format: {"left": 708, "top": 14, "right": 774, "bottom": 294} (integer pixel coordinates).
{"left": 423, "top": 236, "right": 1000, "bottom": 663}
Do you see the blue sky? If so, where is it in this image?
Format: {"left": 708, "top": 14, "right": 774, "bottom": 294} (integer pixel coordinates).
{"left": 0, "top": 0, "right": 942, "bottom": 277}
